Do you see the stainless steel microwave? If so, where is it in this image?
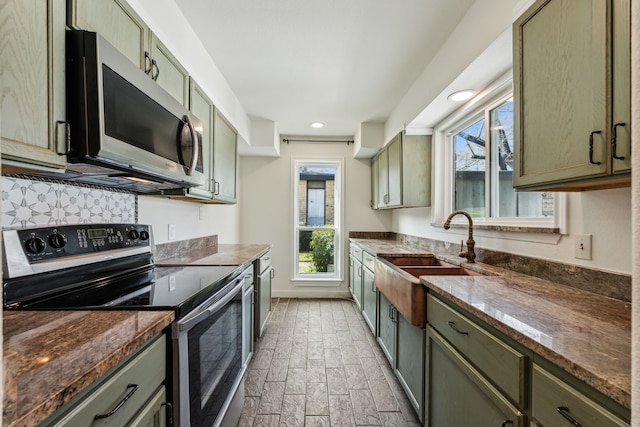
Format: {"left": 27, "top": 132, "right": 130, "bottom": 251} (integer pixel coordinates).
{"left": 63, "top": 30, "right": 204, "bottom": 192}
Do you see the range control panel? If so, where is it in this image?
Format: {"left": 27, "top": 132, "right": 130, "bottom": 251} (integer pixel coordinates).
{"left": 15, "top": 223, "right": 151, "bottom": 263}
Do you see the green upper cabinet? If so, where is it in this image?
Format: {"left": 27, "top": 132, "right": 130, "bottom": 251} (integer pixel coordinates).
{"left": 372, "top": 132, "right": 431, "bottom": 209}
{"left": 68, "top": 0, "right": 189, "bottom": 107}
{"left": 212, "top": 110, "right": 238, "bottom": 204}
{"left": 1, "top": 0, "right": 67, "bottom": 173}
{"left": 513, "top": 0, "right": 631, "bottom": 191}
{"left": 149, "top": 33, "right": 189, "bottom": 107}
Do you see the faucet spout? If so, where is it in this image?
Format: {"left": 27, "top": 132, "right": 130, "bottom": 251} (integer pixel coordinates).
{"left": 443, "top": 210, "right": 475, "bottom": 263}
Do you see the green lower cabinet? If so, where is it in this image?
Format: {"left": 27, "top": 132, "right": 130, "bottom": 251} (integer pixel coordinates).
{"left": 377, "top": 292, "right": 396, "bottom": 366}
{"left": 425, "top": 326, "right": 525, "bottom": 427}
{"left": 531, "top": 364, "right": 629, "bottom": 427}
{"left": 361, "top": 266, "right": 377, "bottom": 335}
{"left": 349, "top": 255, "right": 363, "bottom": 310}
{"left": 395, "top": 314, "right": 425, "bottom": 422}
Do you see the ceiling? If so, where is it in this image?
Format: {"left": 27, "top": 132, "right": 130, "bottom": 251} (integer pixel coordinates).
{"left": 176, "top": 0, "right": 476, "bottom": 137}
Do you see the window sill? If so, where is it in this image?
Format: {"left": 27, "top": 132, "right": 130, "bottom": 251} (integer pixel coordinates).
{"left": 431, "top": 222, "right": 560, "bottom": 234}
{"left": 292, "top": 277, "right": 343, "bottom": 287}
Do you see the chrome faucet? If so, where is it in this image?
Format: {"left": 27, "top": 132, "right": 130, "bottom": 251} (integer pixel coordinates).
{"left": 443, "top": 210, "right": 476, "bottom": 263}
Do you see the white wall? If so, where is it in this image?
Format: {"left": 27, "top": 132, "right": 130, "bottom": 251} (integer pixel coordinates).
{"left": 239, "top": 143, "right": 392, "bottom": 298}
{"left": 391, "top": 189, "right": 632, "bottom": 275}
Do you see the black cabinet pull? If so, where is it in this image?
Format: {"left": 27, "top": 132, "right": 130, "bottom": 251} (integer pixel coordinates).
{"left": 588, "top": 131, "right": 602, "bottom": 165}
{"left": 151, "top": 59, "right": 160, "bottom": 81}
{"left": 557, "top": 406, "right": 583, "bottom": 427}
{"left": 161, "top": 402, "right": 174, "bottom": 427}
{"left": 94, "top": 384, "right": 139, "bottom": 419}
{"left": 612, "top": 122, "right": 626, "bottom": 160}
{"left": 448, "top": 321, "right": 468, "bottom": 335}
{"left": 144, "top": 51, "right": 152, "bottom": 75}
{"left": 501, "top": 421, "right": 513, "bottom": 427}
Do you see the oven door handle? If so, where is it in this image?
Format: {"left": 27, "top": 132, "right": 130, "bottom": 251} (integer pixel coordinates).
{"left": 177, "top": 279, "right": 243, "bottom": 333}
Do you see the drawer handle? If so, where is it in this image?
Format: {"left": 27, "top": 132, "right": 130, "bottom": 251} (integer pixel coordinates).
{"left": 162, "top": 402, "right": 174, "bottom": 426}
{"left": 501, "top": 421, "right": 514, "bottom": 427}
{"left": 588, "top": 130, "right": 602, "bottom": 165}
{"left": 557, "top": 406, "right": 583, "bottom": 427}
{"left": 94, "top": 384, "right": 139, "bottom": 419}
{"left": 448, "top": 321, "right": 469, "bottom": 335}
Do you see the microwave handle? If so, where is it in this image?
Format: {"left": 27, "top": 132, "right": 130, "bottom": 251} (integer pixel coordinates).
{"left": 184, "top": 115, "right": 199, "bottom": 176}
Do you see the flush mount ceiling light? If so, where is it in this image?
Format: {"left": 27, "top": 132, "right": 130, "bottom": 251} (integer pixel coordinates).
{"left": 311, "top": 122, "right": 324, "bottom": 129}
{"left": 447, "top": 89, "right": 476, "bottom": 102}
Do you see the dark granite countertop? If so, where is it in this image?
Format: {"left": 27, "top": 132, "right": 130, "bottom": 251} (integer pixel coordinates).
{"left": 156, "top": 243, "right": 271, "bottom": 266}
{"left": 3, "top": 310, "right": 174, "bottom": 427}
{"left": 350, "top": 237, "right": 631, "bottom": 408}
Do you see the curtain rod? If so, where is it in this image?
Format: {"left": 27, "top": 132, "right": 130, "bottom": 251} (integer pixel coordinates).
{"left": 282, "top": 138, "right": 354, "bottom": 145}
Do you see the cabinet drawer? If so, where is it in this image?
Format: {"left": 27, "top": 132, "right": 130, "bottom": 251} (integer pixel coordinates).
{"left": 259, "top": 250, "right": 272, "bottom": 274}
{"left": 49, "top": 335, "right": 166, "bottom": 426}
{"left": 532, "top": 364, "right": 629, "bottom": 427}
{"left": 362, "top": 251, "right": 376, "bottom": 272}
{"left": 350, "top": 244, "right": 363, "bottom": 262}
{"left": 427, "top": 295, "right": 526, "bottom": 406}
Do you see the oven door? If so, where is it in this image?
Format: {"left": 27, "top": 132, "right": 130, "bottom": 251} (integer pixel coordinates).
{"left": 173, "top": 278, "right": 244, "bottom": 427}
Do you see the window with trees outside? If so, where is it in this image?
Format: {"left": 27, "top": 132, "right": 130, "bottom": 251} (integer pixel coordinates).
{"left": 293, "top": 159, "right": 342, "bottom": 282}
{"left": 453, "top": 95, "right": 554, "bottom": 219}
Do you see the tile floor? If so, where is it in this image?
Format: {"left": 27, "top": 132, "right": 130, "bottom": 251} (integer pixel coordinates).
{"left": 237, "top": 298, "right": 423, "bottom": 426}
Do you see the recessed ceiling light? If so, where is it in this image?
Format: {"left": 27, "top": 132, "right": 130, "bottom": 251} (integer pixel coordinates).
{"left": 447, "top": 90, "right": 476, "bottom": 102}
{"left": 311, "top": 122, "right": 324, "bottom": 129}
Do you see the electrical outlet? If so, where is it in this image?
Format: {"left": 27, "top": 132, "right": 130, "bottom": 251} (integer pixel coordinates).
{"left": 168, "top": 224, "right": 176, "bottom": 240}
{"left": 574, "top": 234, "right": 592, "bottom": 260}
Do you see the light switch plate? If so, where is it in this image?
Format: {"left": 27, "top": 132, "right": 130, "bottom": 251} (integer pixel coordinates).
{"left": 574, "top": 234, "right": 592, "bottom": 260}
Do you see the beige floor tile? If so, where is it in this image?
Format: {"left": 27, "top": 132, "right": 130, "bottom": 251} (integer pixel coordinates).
{"left": 368, "top": 379, "right": 400, "bottom": 412}
{"left": 349, "top": 389, "right": 381, "bottom": 426}
{"left": 306, "top": 359, "right": 327, "bottom": 383}
{"left": 304, "top": 415, "right": 331, "bottom": 426}
{"left": 324, "top": 347, "right": 344, "bottom": 368}
{"left": 245, "top": 369, "right": 268, "bottom": 396}
{"left": 253, "top": 414, "right": 280, "bottom": 426}
{"left": 279, "top": 394, "right": 305, "bottom": 426}
{"left": 345, "top": 363, "right": 369, "bottom": 390}
{"left": 284, "top": 368, "right": 306, "bottom": 394}
{"left": 257, "top": 382, "right": 286, "bottom": 415}
{"left": 252, "top": 348, "right": 275, "bottom": 370}
{"left": 360, "top": 357, "right": 386, "bottom": 380}
{"left": 328, "top": 394, "right": 356, "bottom": 426}
{"left": 307, "top": 340, "right": 324, "bottom": 359}
{"left": 237, "top": 396, "right": 260, "bottom": 427}
{"left": 341, "top": 345, "right": 360, "bottom": 365}
{"left": 266, "top": 358, "right": 289, "bottom": 382}
{"left": 306, "top": 383, "right": 329, "bottom": 416}
{"left": 326, "top": 367, "right": 349, "bottom": 395}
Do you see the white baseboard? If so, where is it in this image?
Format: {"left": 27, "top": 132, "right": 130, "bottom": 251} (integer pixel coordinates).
{"left": 271, "top": 289, "right": 352, "bottom": 299}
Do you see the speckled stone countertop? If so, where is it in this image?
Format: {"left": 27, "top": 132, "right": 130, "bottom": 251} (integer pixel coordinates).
{"left": 156, "top": 243, "right": 271, "bottom": 266}
{"left": 3, "top": 310, "right": 174, "bottom": 427}
{"left": 350, "top": 237, "right": 631, "bottom": 408}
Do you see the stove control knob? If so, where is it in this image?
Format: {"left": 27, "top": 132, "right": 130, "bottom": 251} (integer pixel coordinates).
{"left": 139, "top": 230, "right": 149, "bottom": 241}
{"left": 25, "top": 237, "right": 46, "bottom": 254}
{"left": 49, "top": 233, "right": 67, "bottom": 249}
{"left": 129, "top": 229, "right": 140, "bottom": 240}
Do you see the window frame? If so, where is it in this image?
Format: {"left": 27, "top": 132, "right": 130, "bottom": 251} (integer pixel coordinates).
{"left": 291, "top": 157, "right": 344, "bottom": 284}
{"left": 432, "top": 73, "right": 566, "bottom": 233}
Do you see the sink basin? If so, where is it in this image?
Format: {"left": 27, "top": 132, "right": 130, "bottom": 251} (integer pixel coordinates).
{"left": 380, "top": 255, "right": 447, "bottom": 267}
{"left": 374, "top": 256, "right": 485, "bottom": 328}
{"left": 400, "top": 265, "right": 483, "bottom": 278}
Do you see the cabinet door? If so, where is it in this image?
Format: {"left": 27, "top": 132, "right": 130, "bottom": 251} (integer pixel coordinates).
{"left": 68, "top": 0, "right": 149, "bottom": 70}
{"left": 396, "top": 314, "right": 424, "bottom": 421}
{"left": 189, "top": 78, "right": 215, "bottom": 197}
{"left": 386, "top": 134, "right": 402, "bottom": 207}
{"left": 426, "top": 327, "right": 525, "bottom": 427}
{"left": 377, "top": 292, "right": 396, "bottom": 367}
{"left": 612, "top": 0, "right": 631, "bottom": 174}
{"left": 376, "top": 149, "right": 389, "bottom": 208}
{"left": 127, "top": 386, "right": 168, "bottom": 427}
{"left": 257, "top": 267, "right": 272, "bottom": 337}
{"left": 513, "top": 0, "right": 608, "bottom": 188}
{"left": 243, "top": 286, "right": 254, "bottom": 366}
{"left": 361, "top": 267, "right": 377, "bottom": 335}
{"left": 212, "top": 110, "right": 238, "bottom": 203}
{"left": 150, "top": 33, "right": 189, "bottom": 107}
{"left": 370, "top": 154, "right": 380, "bottom": 209}
{"left": 1, "top": 0, "right": 66, "bottom": 172}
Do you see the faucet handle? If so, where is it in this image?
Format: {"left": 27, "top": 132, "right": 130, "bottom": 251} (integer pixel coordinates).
{"left": 458, "top": 240, "right": 467, "bottom": 258}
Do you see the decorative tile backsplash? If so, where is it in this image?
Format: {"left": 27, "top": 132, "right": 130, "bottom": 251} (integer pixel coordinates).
{"left": 1, "top": 176, "right": 137, "bottom": 229}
